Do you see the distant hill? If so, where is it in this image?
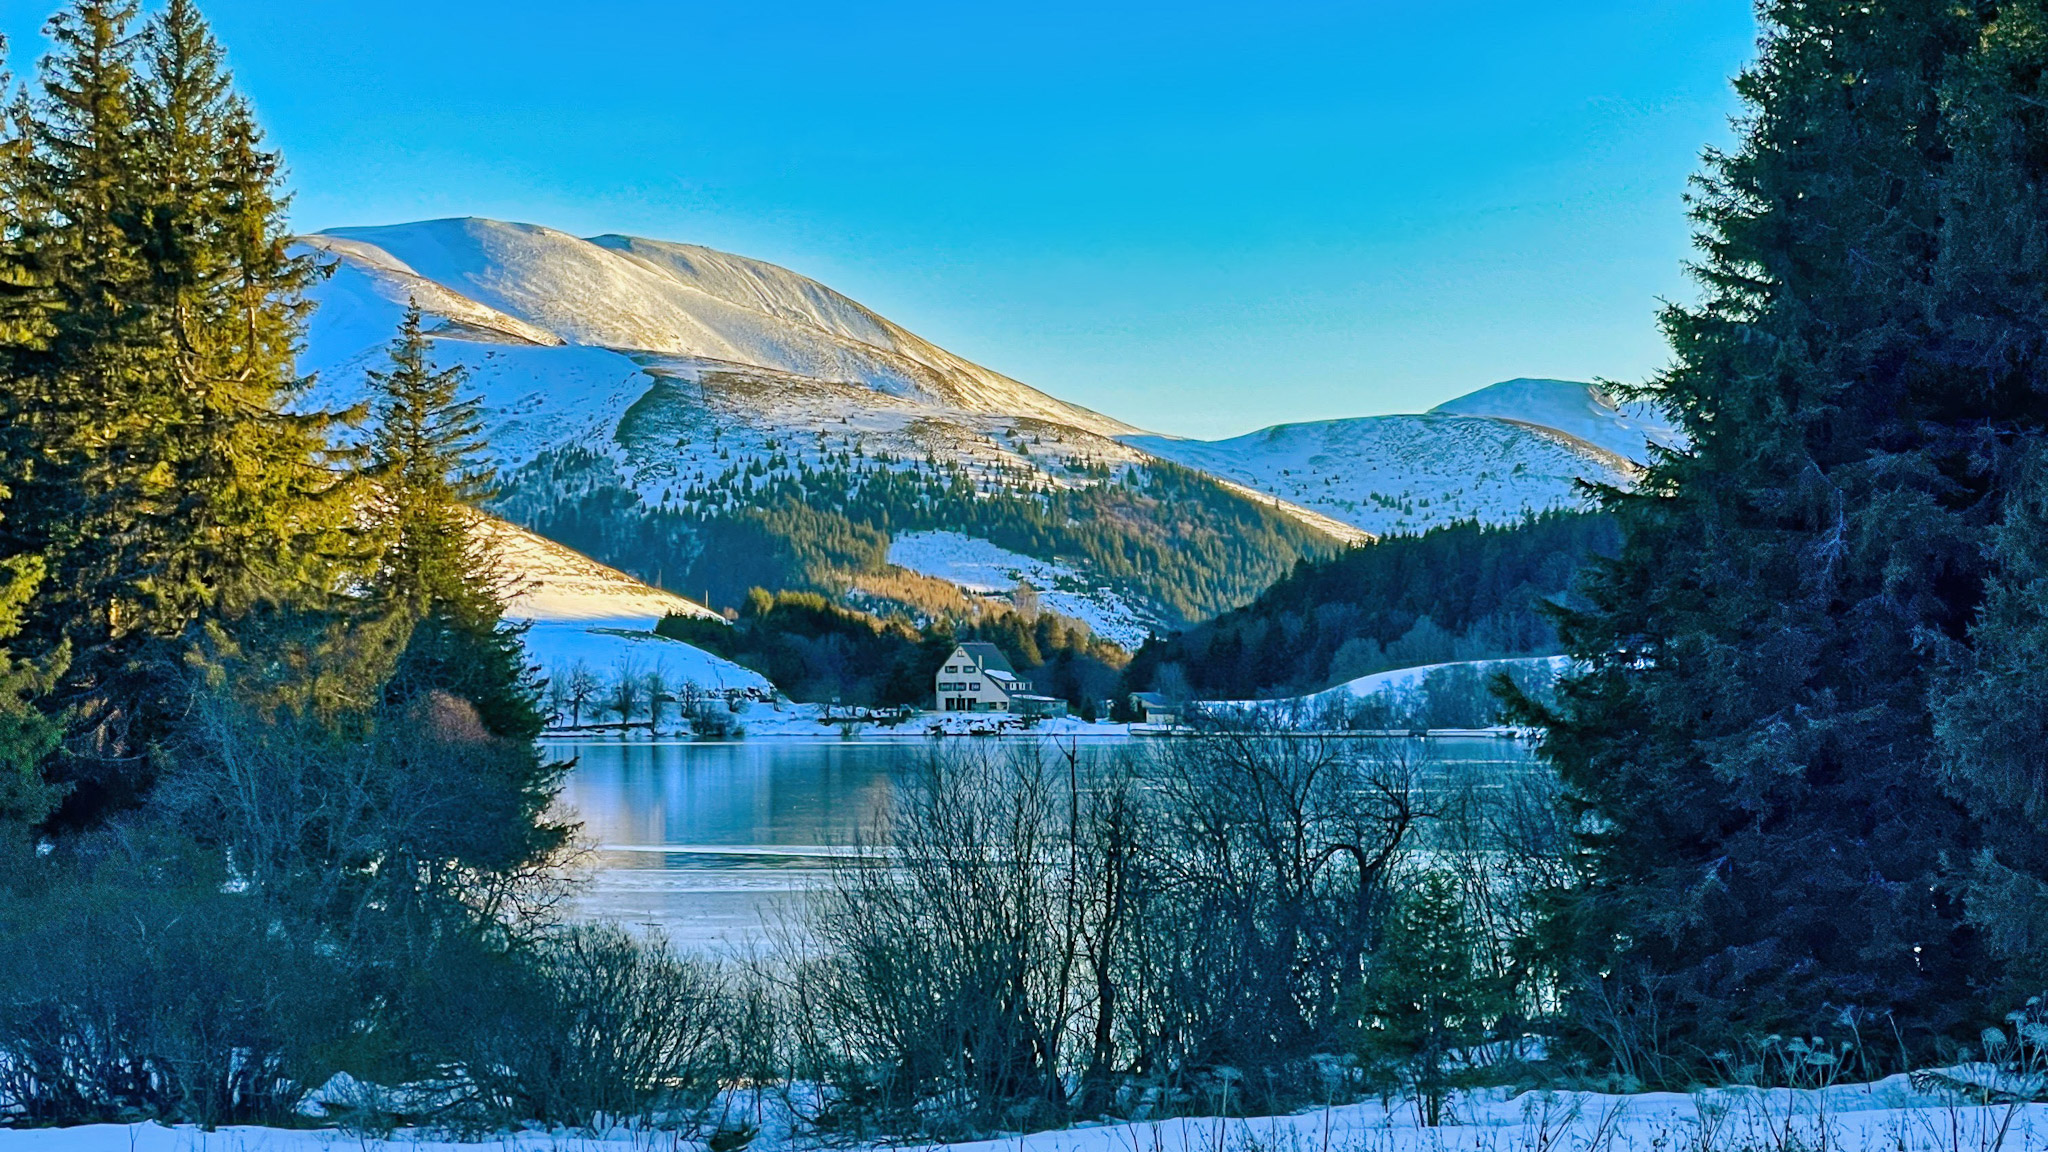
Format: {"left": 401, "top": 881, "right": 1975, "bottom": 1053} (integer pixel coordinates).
{"left": 1122, "top": 511, "right": 1619, "bottom": 701}
{"left": 1125, "top": 379, "right": 1677, "bottom": 538}
{"left": 1427, "top": 377, "right": 1682, "bottom": 464}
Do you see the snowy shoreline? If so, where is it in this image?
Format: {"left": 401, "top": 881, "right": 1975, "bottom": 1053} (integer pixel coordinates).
{"left": 0, "top": 1073, "right": 2039, "bottom": 1151}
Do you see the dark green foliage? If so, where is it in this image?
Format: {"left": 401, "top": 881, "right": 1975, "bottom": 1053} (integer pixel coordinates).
{"left": 1929, "top": 448, "right": 2048, "bottom": 996}
{"left": 0, "top": 831, "right": 352, "bottom": 1128}
{"left": 499, "top": 444, "right": 1339, "bottom": 627}
{"left": 0, "top": 0, "right": 347, "bottom": 823}
{"left": 684, "top": 501, "right": 889, "bottom": 607}
{"left": 361, "top": 303, "right": 547, "bottom": 743}
{"left": 1125, "top": 512, "right": 1614, "bottom": 700}
{"left": 1353, "top": 872, "right": 1511, "bottom": 1126}
{"left": 657, "top": 589, "right": 1125, "bottom": 709}
{"left": 364, "top": 302, "right": 494, "bottom": 621}
{"left": 1533, "top": 0, "right": 2048, "bottom": 1076}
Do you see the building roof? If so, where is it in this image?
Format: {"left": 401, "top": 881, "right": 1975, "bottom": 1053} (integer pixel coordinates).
{"left": 1130, "top": 691, "right": 1175, "bottom": 707}
{"left": 954, "top": 642, "right": 1016, "bottom": 675}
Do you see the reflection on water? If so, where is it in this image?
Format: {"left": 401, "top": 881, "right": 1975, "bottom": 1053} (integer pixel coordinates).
{"left": 552, "top": 735, "right": 1540, "bottom": 951}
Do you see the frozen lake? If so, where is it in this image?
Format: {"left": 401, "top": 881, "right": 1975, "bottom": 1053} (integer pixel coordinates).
{"left": 551, "top": 735, "right": 1541, "bottom": 951}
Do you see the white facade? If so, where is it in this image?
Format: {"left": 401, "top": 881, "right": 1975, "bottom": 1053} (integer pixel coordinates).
{"left": 935, "top": 643, "right": 1032, "bottom": 712}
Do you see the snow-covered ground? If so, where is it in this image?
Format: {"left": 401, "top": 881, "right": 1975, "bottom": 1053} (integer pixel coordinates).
{"left": 1126, "top": 413, "right": 1622, "bottom": 537}
{"left": 1430, "top": 377, "right": 1683, "bottom": 465}
{"left": 2, "top": 1075, "right": 2039, "bottom": 1152}
{"left": 887, "top": 530, "right": 1156, "bottom": 649}
{"left": 522, "top": 621, "right": 769, "bottom": 695}
{"left": 1306, "top": 655, "right": 1574, "bottom": 707}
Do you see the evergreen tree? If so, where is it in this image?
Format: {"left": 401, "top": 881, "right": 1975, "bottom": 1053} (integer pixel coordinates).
{"left": 1929, "top": 451, "right": 2048, "bottom": 996}
{"left": 0, "top": 0, "right": 344, "bottom": 819}
{"left": 363, "top": 302, "right": 540, "bottom": 740}
{"left": 1533, "top": 0, "right": 2048, "bottom": 1070}
{"left": 1355, "top": 873, "right": 1508, "bottom": 1127}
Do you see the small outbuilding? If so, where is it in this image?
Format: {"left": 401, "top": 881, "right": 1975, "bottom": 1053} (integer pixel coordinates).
{"left": 1128, "top": 691, "right": 1183, "bottom": 727}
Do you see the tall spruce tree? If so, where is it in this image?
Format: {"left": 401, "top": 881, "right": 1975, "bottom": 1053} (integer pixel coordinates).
{"left": 1920, "top": 1, "right": 2048, "bottom": 1003}
{"left": 363, "top": 302, "right": 542, "bottom": 741}
{"left": 0, "top": 0, "right": 343, "bottom": 820}
{"left": 1536, "top": 0, "right": 2048, "bottom": 1071}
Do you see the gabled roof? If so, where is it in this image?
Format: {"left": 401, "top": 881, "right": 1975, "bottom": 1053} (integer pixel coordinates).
{"left": 1130, "top": 691, "right": 1174, "bottom": 707}
{"left": 954, "top": 642, "right": 1016, "bottom": 675}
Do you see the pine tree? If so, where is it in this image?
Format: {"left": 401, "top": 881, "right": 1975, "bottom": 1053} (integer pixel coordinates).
{"left": 1532, "top": 0, "right": 2048, "bottom": 1070}
{"left": 0, "top": 0, "right": 345, "bottom": 819}
{"left": 1929, "top": 449, "right": 2048, "bottom": 997}
{"left": 363, "top": 302, "right": 540, "bottom": 740}
{"left": 1355, "top": 873, "right": 1509, "bottom": 1127}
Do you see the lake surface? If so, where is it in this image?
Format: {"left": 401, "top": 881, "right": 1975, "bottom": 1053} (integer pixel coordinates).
{"left": 552, "top": 735, "right": 1541, "bottom": 951}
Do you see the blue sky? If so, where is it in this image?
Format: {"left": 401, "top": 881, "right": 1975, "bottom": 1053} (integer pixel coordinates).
{"left": 2, "top": 1, "right": 1757, "bottom": 439}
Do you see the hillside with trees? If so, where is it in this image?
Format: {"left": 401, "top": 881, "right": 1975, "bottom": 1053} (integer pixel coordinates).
{"left": 656, "top": 588, "right": 1128, "bottom": 714}
{"left": 1123, "top": 511, "right": 1617, "bottom": 700}
{"left": 497, "top": 441, "right": 1340, "bottom": 630}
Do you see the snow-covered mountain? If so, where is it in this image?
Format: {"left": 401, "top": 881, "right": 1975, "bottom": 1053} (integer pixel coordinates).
{"left": 1428, "top": 377, "right": 1682, "bottom": 465}
{"left": 297, "top": 218, "right": 1357, "bottom": 640}
{"left": 1125, "top": 379, "right": 1678, "bottom": 538}
{"left": 298, "top": 217, "right": 1669, "bottom": 638}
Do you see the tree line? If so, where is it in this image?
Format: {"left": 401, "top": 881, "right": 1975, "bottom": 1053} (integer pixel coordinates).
{"left": 655, "top": 587, "right": 1127, "bottom": 715}
{"left": 1123, "top": 511, "right": 1616, "bottom": 702}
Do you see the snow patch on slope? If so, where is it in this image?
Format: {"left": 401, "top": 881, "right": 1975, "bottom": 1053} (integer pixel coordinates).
{"left": 887, "top": 531, "right": 1155, "bottom": 649}
{"left": 1429, "top": 377, "right": 1681, "bottom": 464}
{"left": 1127, "top": 413, "right": 1619, "bottom": 536}
{"left": 520, "top": 623, "right": 770, "bottom": 694}
{"left": 482, "top": 518, "right": 717, "bottom": 624}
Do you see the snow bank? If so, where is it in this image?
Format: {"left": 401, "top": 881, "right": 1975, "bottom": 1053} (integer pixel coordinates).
{"left": 1309, "top": 655, "right": 1575, "bottom": 706}
{"left": 521, "top": 621, "right": 769, "bottom": 694}
{"left": 1, "top": 1076, "right": 2038, "bottom": 1151}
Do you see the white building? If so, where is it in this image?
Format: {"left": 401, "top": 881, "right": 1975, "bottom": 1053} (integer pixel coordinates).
{"left": 935, "top": 642, "right": 1033, "bottom": 712}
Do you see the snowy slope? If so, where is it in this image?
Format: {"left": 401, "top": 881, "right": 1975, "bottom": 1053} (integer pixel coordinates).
{"left": 886, "top": 530, "right": 1155, "bottom": 648}
{"left": 470, "top": 516, "right": 766, "bottom": 693}
{"left": 1429, "top": 376, "right": 1681, "bottom": 464}
{"left": 296, "top": 217, "right": 1358, "bottom": 634}
{"left": 482, "top": 517, "right": 717, "bottom": 624}
{"left": 1127, "top": 412, "right": 1621, "bottom": 536}
{"left": 314, "top": 218, "right": 1137, "bottom": 437}
{"left": 1307, "top": 654, "right": 1572, "bottom": 707}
